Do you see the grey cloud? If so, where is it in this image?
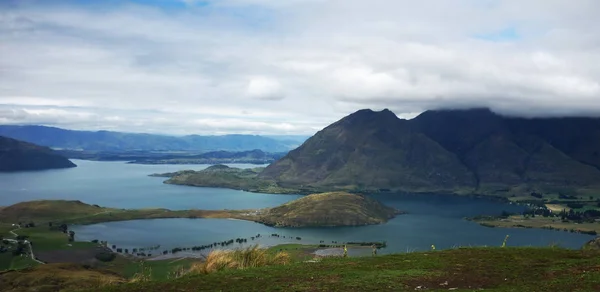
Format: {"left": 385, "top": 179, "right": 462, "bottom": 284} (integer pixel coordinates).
{"left": 1, "top": 0, "right": 600, "bottom": 135}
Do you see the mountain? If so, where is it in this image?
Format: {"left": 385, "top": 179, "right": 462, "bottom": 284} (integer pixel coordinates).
{"left": 0, "top": 125, "right": 302, "bottom": 152}
{"left": 0, "top": 136, "right": 77, "bottom": 172}
{"left": 261, "top": 108, "right": 600, "bottom": 196}
{"left": 260, "top": 109, "right": 476, "bottom": 193}
{"left": 411, "top": 109, "right": 600, "bottom": 193}
{"left": 256, "top": 192, "right": 400, "bottom": 227}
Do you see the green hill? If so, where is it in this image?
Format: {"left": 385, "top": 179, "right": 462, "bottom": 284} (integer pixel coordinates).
{"left": 0, "top": 136, "right": 76, "bottom": 172}
{"left": 257, "top": 192, "right": 400, "bottom": 227}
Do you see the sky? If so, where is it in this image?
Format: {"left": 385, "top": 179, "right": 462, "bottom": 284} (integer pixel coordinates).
{"left": 1, "top": 0, "right": 600, "bottom": 135}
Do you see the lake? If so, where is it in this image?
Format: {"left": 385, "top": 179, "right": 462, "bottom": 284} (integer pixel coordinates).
{"left": 0, "top": 160, "right": 595, "bottom": 255}
{"left": 0, "top": 160, "right": 299, "bottom": 209}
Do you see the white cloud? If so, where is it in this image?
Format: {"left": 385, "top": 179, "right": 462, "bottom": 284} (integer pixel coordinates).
{"left": 1, "top": 0, "right": 600, "bottom": 135}
{"left": 246, "top": 76, "right": 284, "bottom": 100}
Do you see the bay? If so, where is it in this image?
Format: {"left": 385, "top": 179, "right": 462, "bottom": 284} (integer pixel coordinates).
{"left": 0, "top": 160, "right": 594, "bottom": 255}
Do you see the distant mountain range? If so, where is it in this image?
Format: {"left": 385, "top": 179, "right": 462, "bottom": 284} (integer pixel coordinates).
{"left": 0, "top": 136, "right": 76, "bottom": 172}
{"left": 260, "top": 108, "right": 600, "bottom": 196}
{"left": 129, "top": 149, "right": 285, "bottom": 165}
{"left": 0, "top": 125, "right": 308, "bottom": 152}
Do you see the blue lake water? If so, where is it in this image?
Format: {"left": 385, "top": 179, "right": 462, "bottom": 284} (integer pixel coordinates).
{"left": 0, "top": 160, "right": 595, "bottom": 255}
{"left": 0, "top": 160, "right": 298, "bottom": 209}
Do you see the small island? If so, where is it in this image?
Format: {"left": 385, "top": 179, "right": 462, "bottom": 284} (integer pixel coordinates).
{"left": 256, "top": 192, "right": 401, "bottom": 227}
{"left": 0, "top": 192, "right": 402, "bottom": 228}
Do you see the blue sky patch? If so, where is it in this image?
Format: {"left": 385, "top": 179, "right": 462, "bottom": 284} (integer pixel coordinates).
{"left": 474, "top": 27, "right": 519, "bottom": 41}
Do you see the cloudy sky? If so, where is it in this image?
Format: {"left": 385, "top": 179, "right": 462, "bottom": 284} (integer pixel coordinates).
{"left": 1, "top": 0, "right": 599, "bottom": 135}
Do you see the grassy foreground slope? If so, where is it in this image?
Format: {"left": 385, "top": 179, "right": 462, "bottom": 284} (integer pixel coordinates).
{"left": 96, "top": 247, "right": 600, "bottom": 292}
{"left": 0, "top": 263, "right": 125, "bottom": 292}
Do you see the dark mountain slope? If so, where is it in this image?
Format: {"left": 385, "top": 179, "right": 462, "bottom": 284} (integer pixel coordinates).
{"left": 506, "top": 117, "right": 600, "bottom": 170}
{"left": 0, "top": 136, "right": 77, "bottom": 172}
{"left": 261, "top": 108, "right": 600, "bottom": 196}
{"left": 260, "top": 109, "right": 476, "bottom": 193}
{"left": 411, "top": 109, "right": 600, "bottom": 193}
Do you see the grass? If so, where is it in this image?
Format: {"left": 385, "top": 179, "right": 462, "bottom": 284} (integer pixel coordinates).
{"left": 120, "top": 258, "right": 200, "bottom": 280}
{"left": 0, "top": 263, "right": 125, "bottom": 292}
{"left": 474, "top": 215, "right": 600, "bottom": 234}
{"left": 93, "top": 247, "right": 600, "bottom": 292}
{"left": 8, "top": 256, "right": 39, "bottom": 270}
{"left": 267, "top": 244, "right": 319, "bottom": 261}
{"left": 185, "top": 245, "right": 290, "bottom": 275}
{"left": 13, "top": 227, "right": 96, "bottom": 251}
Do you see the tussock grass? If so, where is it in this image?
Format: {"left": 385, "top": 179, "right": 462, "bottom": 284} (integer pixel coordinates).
{"left": 187, "top": 245, "right": 290, "bottom": 275}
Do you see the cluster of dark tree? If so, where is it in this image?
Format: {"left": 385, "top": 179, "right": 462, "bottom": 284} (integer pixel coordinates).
{"left": 16, "top": 235, "right": 29, "bottom": 241}
{"left": 11, "top": 241, "right": 28, "bottom": 256}
{"left": 68, "top": 231, "right": 75, "bottom": 242}
{"left": 269, "top": 233, "right": 304, "bottom": 240}
{"left": 558, "top": 209, "right": 600, "bottom": 223}
{"left": 529, "top": 192, "right": 581, "bottom": 200}
{"left": 110, "top": 234, "right": 265, "bottom": 257}
{"left": 94, "top": 251, "right": 116, "bottom": 262}
{"left": 169, "top": 237, "right": 254, "bottom": 254}
{"left": 21, "top": 222, "right": 35, "bottom": 228}
{"left": 0, "top": 238, "right": 19, "bottom": 255}
{"left": 346, "top": 241, "right": 387, "bottom": 248}
{"left": 530, "top": 192, "right": 543, "bottom": 199}
{"left": 518, "top": 206, "right": 600, "bottom": 223}
{"left": 521, "top": 209, "right": 552, "bottom": 217}
{"left": 47, "top": 222, "right": 69, "bottom": 233}
{"left": 559, "top": 194, "right": 579, "bottom": 200}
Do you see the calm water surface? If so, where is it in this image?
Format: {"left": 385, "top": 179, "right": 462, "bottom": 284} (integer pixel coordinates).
{"left": 0, "top": 160, "right": 299, "bottom": 209}
{"left": 0, "top": 160, "right": 594, "bottom": 254}
{"left": 72, "top": 195, "right": 594, "bottom": 255}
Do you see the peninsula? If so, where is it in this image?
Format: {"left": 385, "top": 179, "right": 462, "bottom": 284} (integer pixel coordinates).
{"left": 0, "top": 192, "right": 401, "bottom": 228}
{"left": 0, "top": 136, "right": 76, "bottom": 172}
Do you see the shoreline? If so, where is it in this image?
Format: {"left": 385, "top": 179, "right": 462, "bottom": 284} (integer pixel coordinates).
{"left": 469, "top": 215, "right": 599, "bottom": 236}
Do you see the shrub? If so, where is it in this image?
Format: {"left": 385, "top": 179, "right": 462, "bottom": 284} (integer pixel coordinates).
{"left": 95, "top": 251, "right": 116, "bottom": 262}
{"left": 187, "top": 245, "right": 290, "bottom": 275}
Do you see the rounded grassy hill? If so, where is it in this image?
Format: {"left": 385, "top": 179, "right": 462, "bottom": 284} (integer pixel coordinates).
{"left": 257, "top": 192, "right": 401, "bottom": 227}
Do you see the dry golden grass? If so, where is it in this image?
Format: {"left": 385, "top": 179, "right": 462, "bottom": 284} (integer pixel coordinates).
{"left": 128, "top": 262, "right": 153, "bottom": 283}
{"left": 545, "top": 204, "right": 571, "bottom": 212}
{"left": 187, "top": 245, "right": 290, "bottom": 275}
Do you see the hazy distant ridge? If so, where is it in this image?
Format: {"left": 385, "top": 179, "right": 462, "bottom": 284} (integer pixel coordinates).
{"left": 0, "top": 125, "right": 307, "bottom": 152}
